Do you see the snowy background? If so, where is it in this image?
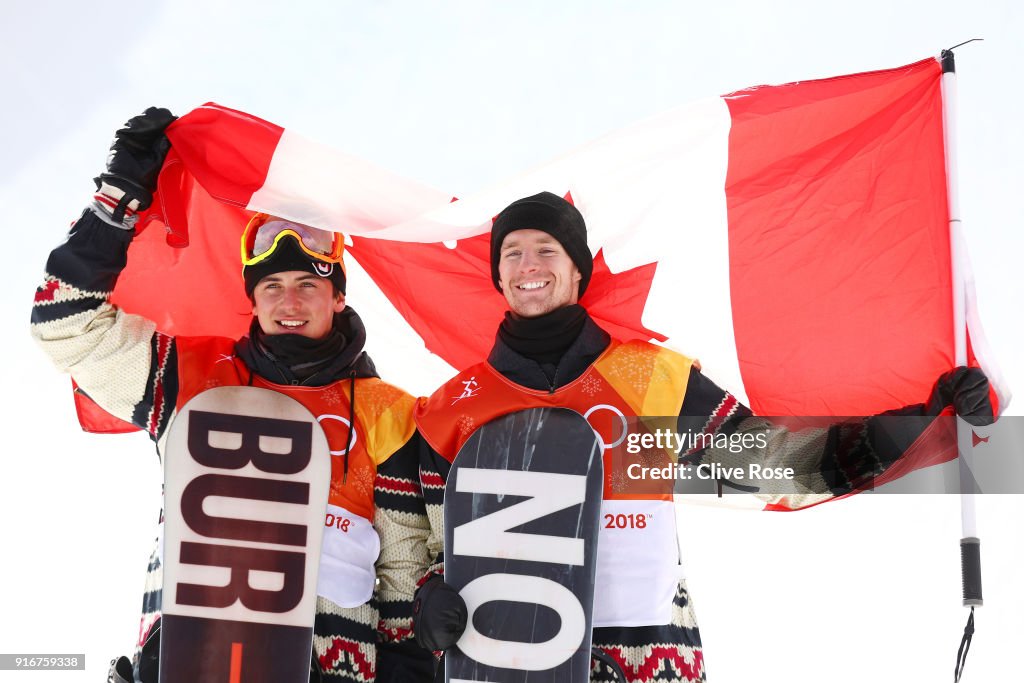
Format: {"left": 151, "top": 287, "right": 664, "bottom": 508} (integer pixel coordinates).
{"left": 2, "top": 1, "right": 1022, "bottom": 681}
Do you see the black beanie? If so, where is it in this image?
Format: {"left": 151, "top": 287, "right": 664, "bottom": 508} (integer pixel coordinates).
{"left": 243, "top": 235, "right": 347, "bottom": 296}
{"left": 490, "top": 191, "right": 593, "bottom": 297}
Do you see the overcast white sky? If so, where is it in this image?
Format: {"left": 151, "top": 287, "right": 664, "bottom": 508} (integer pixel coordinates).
{"left": 2, "top": 2, "right": 1022, "bottom": 682}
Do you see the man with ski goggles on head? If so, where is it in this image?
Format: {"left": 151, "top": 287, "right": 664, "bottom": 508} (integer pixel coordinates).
{"left": 31, "top": 108, "right": 434, "bottom": 682}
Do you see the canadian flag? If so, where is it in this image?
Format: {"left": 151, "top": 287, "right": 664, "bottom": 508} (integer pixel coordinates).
{"left": 80, "top": 56, "right": 1006, "bottom": 434}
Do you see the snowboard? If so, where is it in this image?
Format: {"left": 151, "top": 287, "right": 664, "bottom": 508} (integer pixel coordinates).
{"left": 160, "top": 386, "right": 331, "bottom": 683}
{"left": 443, "top": 407, "right": 604, "bottom": 682}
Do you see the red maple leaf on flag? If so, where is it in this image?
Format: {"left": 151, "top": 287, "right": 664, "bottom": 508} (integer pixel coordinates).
{"left": 347, "top": 235, "right": 664, "bottom": 371}
{"left": 584, "top": 250, "right": 665, "bottom": 344}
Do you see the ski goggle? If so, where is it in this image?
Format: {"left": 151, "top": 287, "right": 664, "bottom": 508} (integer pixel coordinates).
{"left": 241, "top": 213, "right": 346, "bottom": 267}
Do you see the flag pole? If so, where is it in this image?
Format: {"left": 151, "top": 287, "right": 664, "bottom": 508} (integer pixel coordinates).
{"left": 940, "top": 44, "right": 983, "bottom": 683}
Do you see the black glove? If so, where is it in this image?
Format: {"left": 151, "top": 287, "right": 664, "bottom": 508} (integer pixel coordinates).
{"left": 413, "top": 575, "right": 468, "bottom": 652}
{"left": 94, "top": 107, "right": 177, "bottom": 219}
{"left": 829, "top": 366, "right": 994, "bottom": 494}
{"left": 106, "top": 656, "right": 133, "bottom": 683}
{"left": 925, "top": 366, "right": 994, "bottom": 427}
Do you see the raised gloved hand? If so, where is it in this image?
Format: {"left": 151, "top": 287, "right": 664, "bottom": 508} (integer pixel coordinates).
{"left": 94, "top": 107, "right": 176, "bottom": 221}
{"left": 412, "top": 575, "right": 468, "bottom": 652}
{"left": 925, "top": 366, "right": 994, "bottom": 427}
{"left": 833, "top": 366, "right": 995, "bottom": 493}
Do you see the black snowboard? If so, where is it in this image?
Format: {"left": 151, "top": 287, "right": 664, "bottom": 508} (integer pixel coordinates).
{"left": 160, "top": 386, "right": 330, "bottom": 683}
{"left": 443, "top": 408, "right": 603, "bottom": 682}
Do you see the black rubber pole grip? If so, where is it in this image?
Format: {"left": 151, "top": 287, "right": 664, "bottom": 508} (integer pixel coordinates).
{"left": 961, "top": 537, "right": 983, "bottom": 606}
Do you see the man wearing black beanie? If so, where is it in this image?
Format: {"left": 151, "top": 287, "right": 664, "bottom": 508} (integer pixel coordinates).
{"left": 31, "top": 109, "right": 435, "bottom": 683}
{"left": 489, "top": 191, "right": 594, "bottom": 298}
{"left": 411, "top": 191, "right": 993, "bottom": 682}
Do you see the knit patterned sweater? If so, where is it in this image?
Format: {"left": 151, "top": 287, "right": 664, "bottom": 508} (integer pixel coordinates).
{"left": 31, "top": 206, "right": 434, "bottom": 682}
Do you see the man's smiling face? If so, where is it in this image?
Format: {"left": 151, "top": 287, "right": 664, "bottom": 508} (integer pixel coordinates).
{"left": 251, "top": 271, "right": 345, "bottom": 339}
{"left": 497, "top": 229, "right": 581, "bottom": 318}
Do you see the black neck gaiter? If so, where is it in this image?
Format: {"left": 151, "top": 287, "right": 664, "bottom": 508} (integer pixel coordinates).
{"left": 237, "top": 307, "right": 375, "bottom": 386}
{"left": 497, "top": 304, "right": 587, "bottom": 366}
{"left": 253, "top": 321, "right": 348, "bottom": 382}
